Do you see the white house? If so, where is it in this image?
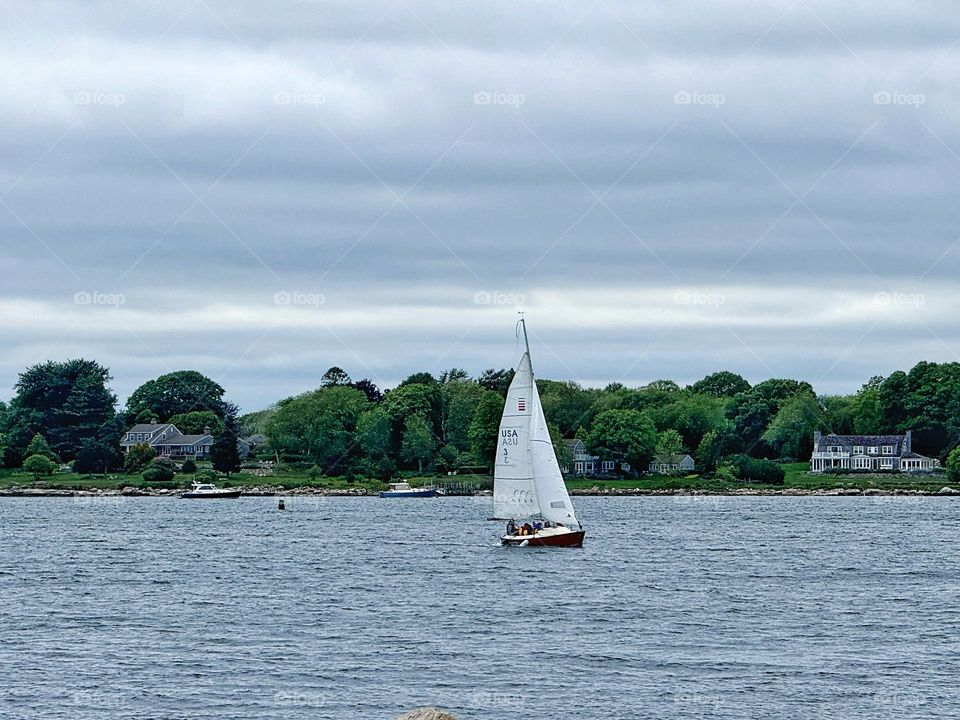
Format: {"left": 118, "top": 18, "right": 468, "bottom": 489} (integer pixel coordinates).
{"left": 810, "top": 430, "right": 933, "bottom": 473}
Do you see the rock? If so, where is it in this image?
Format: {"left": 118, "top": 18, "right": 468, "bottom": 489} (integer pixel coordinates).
{"left": 937, "top": 486, "right": 959, "bottom": 495}
{"left": 395, "top": 709, "right": 458, "bottom": 720}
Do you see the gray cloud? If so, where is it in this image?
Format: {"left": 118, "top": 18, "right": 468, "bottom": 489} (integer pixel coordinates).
{"left": 2, "top": 0, "right": 960, "bottom": 409}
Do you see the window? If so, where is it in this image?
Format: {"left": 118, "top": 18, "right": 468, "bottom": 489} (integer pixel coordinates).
{"left": 882, "top": 445, "right": 893, "bottom": 455}
{"left": 853, "top": 446, "right": 864, "bottom": 455}
{"left": 880, "top": 458, "right": 893, "bottom": 469}
{"left": 574, "top": 461, "right": 583, "bottom": 473}
{"left": 867, "top": 446, "right": 878, "bottom": 454}
{"left": 827, "top": 445, "right": 842, "bottom": 453}
{"left": 585, "top": 462, "right": 594, "bottom": 473}
{"left": 602, "top": 461, "right": 614, "bottom": 471}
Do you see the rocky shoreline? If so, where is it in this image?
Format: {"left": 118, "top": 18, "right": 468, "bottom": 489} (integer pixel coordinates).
{"left": 2, "top": 485, "right": 959, "bottom": 497}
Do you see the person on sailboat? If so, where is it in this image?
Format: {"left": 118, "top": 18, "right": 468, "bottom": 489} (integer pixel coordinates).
{"left": 506, "top": 518, "right": 516, "bottom": 536}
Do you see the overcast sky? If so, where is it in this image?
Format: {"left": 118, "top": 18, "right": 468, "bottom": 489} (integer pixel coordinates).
{"left": 2, "top": 1, "right": 959, "bottom": 411}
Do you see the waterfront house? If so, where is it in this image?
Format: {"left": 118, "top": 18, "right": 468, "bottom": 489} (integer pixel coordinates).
{"left": 648, "top": 453, "right": 696, "bottom": 474}
{"left": 561, "top": 438, "right": 632, "bottom": 476}
{"left": 809, "top": 430, "right": 933, "bottom": 473}
{"left": 120, "top": 420, "right": 214, "bottom": 459}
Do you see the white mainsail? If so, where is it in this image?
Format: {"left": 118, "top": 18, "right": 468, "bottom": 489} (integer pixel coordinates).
{"left": 492, "top": 352, "right": 539, "bottom": 520}
{"left": 492, "top": 322, "right": 579, "bottom": 526}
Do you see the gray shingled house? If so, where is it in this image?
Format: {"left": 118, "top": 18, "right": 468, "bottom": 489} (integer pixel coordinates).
{"left": 810, "top": 430, "right": 933, "bottom": 473}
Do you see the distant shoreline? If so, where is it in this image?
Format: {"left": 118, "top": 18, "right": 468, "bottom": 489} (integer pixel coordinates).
{"left": 2, "top": 485, "right": 958, "bottom": 498}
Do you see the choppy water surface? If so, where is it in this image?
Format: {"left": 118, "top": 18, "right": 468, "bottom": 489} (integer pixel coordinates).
{"left": 1, "top": 496, "right": 959, "bottom": 719}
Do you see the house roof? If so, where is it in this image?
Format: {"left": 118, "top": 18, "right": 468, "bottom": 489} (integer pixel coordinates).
{"left": 125, "top": 423, "right": 173, "bottom": 434}
{"left": 817, "top": 433, "right": 904, "bottom": 446}
{"left": 900, "top": 451, "right": 931, "bottom": 459}
{"left": 651, "top": 453, "right": 693, "bottom": 464}
{"left": 244, "top": 434, "right": 267, "bottom": 444}
{"left": 153, "top": 433, "right": 213, "bottom": 446}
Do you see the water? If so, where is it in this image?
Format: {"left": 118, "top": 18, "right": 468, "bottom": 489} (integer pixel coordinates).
{"left": 1, "top": 496, "right": 959, "bottom": 720}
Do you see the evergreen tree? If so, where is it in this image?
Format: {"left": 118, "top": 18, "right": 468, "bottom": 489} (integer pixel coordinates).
{"left": 211, "top": 414, "right": 242, "bottom": 477}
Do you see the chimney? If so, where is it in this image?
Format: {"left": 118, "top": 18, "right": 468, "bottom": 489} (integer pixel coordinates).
{"left": 904, "top": 430, "right": 911, "bottom": 454}
{"left": 203, "top": 426, "right": 211, "bottom": 435}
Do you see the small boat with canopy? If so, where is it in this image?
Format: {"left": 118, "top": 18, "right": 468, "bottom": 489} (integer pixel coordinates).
{"left": 493, "top": 318, "right": 585, "bottom": 547}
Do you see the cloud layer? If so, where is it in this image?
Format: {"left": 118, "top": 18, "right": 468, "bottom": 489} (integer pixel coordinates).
{"left": 2, "top": 1, "right": 959, "bottom": 409}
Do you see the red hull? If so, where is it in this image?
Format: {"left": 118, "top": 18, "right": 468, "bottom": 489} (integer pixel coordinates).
{"left": 501, "top": 530, "right": 585, "bottom": 547}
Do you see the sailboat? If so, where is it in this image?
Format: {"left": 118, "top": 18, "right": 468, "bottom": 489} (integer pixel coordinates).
{"left": 493, "top": 318, "right": 585, "bottom": 547}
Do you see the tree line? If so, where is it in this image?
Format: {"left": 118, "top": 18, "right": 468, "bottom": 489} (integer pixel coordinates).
{"left": 3, "top": 359, "right": 960, "bottom": 479}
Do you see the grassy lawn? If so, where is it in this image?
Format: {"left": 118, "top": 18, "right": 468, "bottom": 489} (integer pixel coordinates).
{"left": 1, "top": 462, "right": 956, "bottom": 493}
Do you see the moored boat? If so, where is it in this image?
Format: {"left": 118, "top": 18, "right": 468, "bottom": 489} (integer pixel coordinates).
{"left": 493, "top": 317, "right": 585, "bottom": 547}
{"left": 378, "top": 482, "right": 437, "bottom": 498}
{"left": 180, "top": 481, "right": 242, "bottom": 499}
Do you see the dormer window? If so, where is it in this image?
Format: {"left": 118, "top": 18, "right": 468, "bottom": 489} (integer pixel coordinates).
{"left": 853, "top": 446, "right": 864, "bottom": 455}
{"left": 827, "top": 445, "right": 842, "bottom": 453}
{"left": 867, "top": 446, "right": 878, "bottom": 454}
{"left": 882, "top": 445, "right": 893, "bottom": 455}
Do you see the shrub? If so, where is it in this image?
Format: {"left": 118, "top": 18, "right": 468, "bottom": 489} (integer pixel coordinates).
{"left": 194, "top": 469, "right": 218, "bottom": 482}
{"left": 181, "top": 459, "right": 197, "bottom": 474}
{"left": 123, "top": 443, "right": 156, "bottom": 474}
{"left": 726, "top": 454, "right": 785, "bottom": 484}
{"left": 142, "top": 458, "right": 176, "bottom": 482}
{"left": 23, "top": 454, "right": 57, "bottom": 479}
{"left": 946, "top": 447, "right": 960, "bottom": 481}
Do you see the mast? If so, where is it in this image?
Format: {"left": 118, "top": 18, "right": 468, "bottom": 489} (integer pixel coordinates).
{"left": 519, "top": 314, "right": 531, "bottom": 369}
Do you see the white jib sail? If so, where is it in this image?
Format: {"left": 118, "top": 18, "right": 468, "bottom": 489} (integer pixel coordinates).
{"left": 529, "top": 376, "right": 579, "bottom": 526}
{"left": 492, "top": 352, "right": 540, "bottom": 520}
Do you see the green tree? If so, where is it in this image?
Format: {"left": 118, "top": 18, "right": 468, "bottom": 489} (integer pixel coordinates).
{"left": 167, "top": 410, "right": 223, "bottom": 435}
{"left": 126, "top": 370, "right": 226, "bottom": 423}
{"left": 267, "top": 385, "right": 369, "bottom": 472}
{"left": 689, "top": 371, "right": 751, "bottom": 397}
{"left": 549, "top": 422, "right": 572, "bottom": 471}
{"left": 25, "top": 433, "right": 58, "bottom": 461}
{"left": 468, "top": 391, "right": 504, "bottom": 467}
{"left": 401, "top": 414, "right": 436, "bottom": 472}
{"left": 762, "top": 394, "right": 825, "bottom": 458}
{"left": 356, "top": 407, "right": 392, "bottom": 462}
{"left": 23, "top": 454, "right": 57, "bottom": 479}
{"left": 321, "top": 367, "right": 352, "bottom": 387}
{"left": 655, "top": 429, "right": 685, "bottom": 456}
{"left": 73, "top": 437, "right": 118, "bottom": 474}
{"left": 695, "top": 422, "right": 737, "bottom": 472}
{"left": 439, "top": 368, "right": 470, "bottom": 384}
{"left": 585, "top": 409, "right": 657, "bottom": 470}
{"left": 440, "top": 380, "right": 485, "bottom": 451}
{"left": 210, "top": 414, "right": 242, "bottom": 477}
{"left": 3, "top": 359, "right": 118, "bottom": 466}
{"left": 476, "top": 368, "right": 514, "bottom": 395}
{"left": 351, "top": 379, "right": 383, "bottom": 404}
